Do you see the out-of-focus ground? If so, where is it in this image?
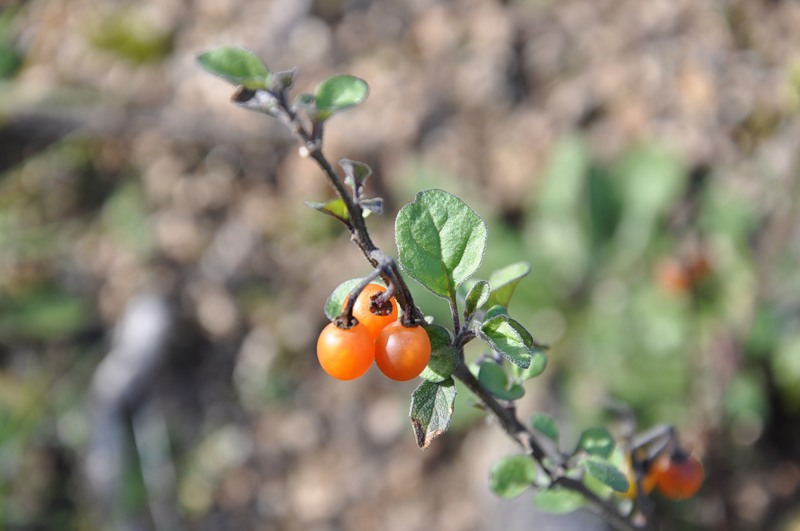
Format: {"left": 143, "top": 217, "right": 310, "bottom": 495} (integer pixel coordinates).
{"left": 2, "top": 0, "right": 800, "bottom": 529}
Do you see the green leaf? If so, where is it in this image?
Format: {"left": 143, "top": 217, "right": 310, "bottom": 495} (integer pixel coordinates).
{"left": 512, "top": 348, "right": 547, "bottom": 380}
{"left": 483, "top": 304, "right": 508, "bottom": 322}
{"left": 395, "top": 189, "right": 487, "bottom": 300}
{"left": 530, "top": 414, "right": 559, "bottom": 444}
{"left": 0, "top": 288, "right": 89, "bottom": 340}
{"left": 486, "top": 262, "right": 531, "bottom": 308}
{"left": 409, "top": 378, "right": 457, "bottom": 449}
{"left": 464, "top": 280, "right": 490, "bottom": 322}
{"left": 586, "top": 165, "right": 621, "bottom": 248}
{"left": 324, "top": 278, "right": 363, "bottom": 320}
{"left": 304, "top": 199, "right": 350, "bottom": 223}
{"left": 532, "top": 489, "right": 586, "bottom": 514}
{"left": 313, "top": 75, "right": 369, "bottom": 121}
{"left": 617, "top": 144, "right": 685, "bottom": 219}
{"left": 419, "top": 325, "right": 457, "bottom": 383}
{"left": 339, "top": 158, "right": 372, "bottom": 190}
{"left": 478, "top": 362, "right": 525, "bottom": 401}
{"left": 489, "top": 455, "right": 537, "bottom": 499}
{"left": 583, "top": 458, "right": 629, "bottom": 493}
{"left": 480, "top": 315, "right": 532, "bottom": 369}
{"left": 576, "top": 427, "right": 615, "bottom": 459}
{"left": 196, "top": 46, "right": 270, "bottom": 89}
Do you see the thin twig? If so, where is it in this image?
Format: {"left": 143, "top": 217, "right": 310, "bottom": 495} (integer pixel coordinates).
{"left": 265, "top": 84, "right": 644, "bottom": 531}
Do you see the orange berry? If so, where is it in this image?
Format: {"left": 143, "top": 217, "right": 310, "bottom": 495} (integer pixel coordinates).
{"left": 316, "top": 322, "right": 375, "bottom": 380}
{"left": 653, "top": 451, "right": 704, "bottom": 500}
{"left": 343, "top": 284, "right": 398, "bottom": 338}
{"left": 656, "top": 258, "right": 691, "bottom": 294}
{"left": 375, "top": 322, "right": 431, "bottom": 381}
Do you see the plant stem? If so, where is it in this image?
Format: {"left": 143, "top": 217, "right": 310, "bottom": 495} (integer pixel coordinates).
{"left": 266, "top": 85, "right": 643, "bottom": 531}
{"left": 452, "top": 360, "right": 648, "bottom": 531}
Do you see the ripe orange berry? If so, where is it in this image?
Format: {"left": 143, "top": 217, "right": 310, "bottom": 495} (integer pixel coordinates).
{"left": 375, "top": 321, "right": 431, "bottom": 381}
{"left": 344, "top": 283, "right": 398, "bottom": 338}
{"left": 653, "top": 451, "right": 704, "bottom": 500}
{"left": 316, "top": 322, "right": 375, "bottom": 380}
{"left": 656, "top": 258, "right": 691, "bottom": 294}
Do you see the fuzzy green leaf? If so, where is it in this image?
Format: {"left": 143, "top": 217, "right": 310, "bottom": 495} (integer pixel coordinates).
{"left": 313, "top": 75, "right": 369, "bottom": 121}
{"left": 323, "top": 278, "right": 363, "bottom": 320}
{"left": 486, "top": 261, "right": 531, "bottom": 308}
{"left": 480, "top": 315, "right": 532, "bottom": 369}
{"left": 478, "top": 362, "right": 525, "bottom": 401}
{"left": 530, "top": 414, "right": 559, "bottom": 444}
{"left": 410, "top": 378, "right": 456, "bottom": 449}
{"left": 584, "top": 459, "right": 629, "bottom": 493}
{"left": 196, "top": 46, "right": 270, "bottom": 89}
{"left": 489, "top": 455, "right": 537, "bottom": 499}
{"left": 395, "top": 189, "right": 487, "bottom": 300}
{"left": 483, "top": 304, "right": 508, "bottom": 322}
{"left": 512, "top": 347, "right": 547, "bottom": 380}
{"left": 576, "top": 427, "right": 615, "bottom": 459}
{"left": 419, "top": 325, "right": 457, "bottom": 383}
{"left": 464, "top": 280, "right": 490, "bottom": 322}
{"left": 532, "top": 490, "right": 586, "bottom": 514}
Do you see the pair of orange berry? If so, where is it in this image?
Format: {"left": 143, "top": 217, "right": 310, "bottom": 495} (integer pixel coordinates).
{"left": 317, "top": 284, "right": 431, "bottom": 381}
{"left": 623, "top": 449, "right": 704, "bottom": 501}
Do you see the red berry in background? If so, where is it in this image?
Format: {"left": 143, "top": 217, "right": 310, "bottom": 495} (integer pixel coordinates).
{"left": 653, "top": 450, "right": 704, "bottom": 500}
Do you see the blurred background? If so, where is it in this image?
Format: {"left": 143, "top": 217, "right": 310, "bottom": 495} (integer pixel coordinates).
{"left": 2, "top": 0, "right": 800, "bottom": 529}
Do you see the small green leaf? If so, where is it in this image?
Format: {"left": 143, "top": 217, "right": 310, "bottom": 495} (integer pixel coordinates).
{"left": 196, "top": 46, "right": 270, "bottom": 89}
{"left": 512, "top": 348, "right": 547, "bottom": 380}
{"left": 483, "top": 305, "right": 508, "bottom": 322}
{"left": 324, "top": 278, "right": 363, "bottom": 320}
{"left": 478, "top": 362, "right": 525, "bottom": 401}
{"left": 531, "top": 414, "right": 559, "bottom": 443}
{"left": 419, "top": 325, "right": 457, "bottom": 383}
{"left": 486, "top": 262, "right": 531, "bottom": 308}
{"left": 409, "top": 378, "right": 457, "bottom": 449}
{"left": 340, "top": 159, "right": 372, "bottom": 190}
{"left": 584, "top": 459, "right": 629, "bottom": 493}
{"left": 489, "top": 455, "right": 537, "bottom": 499}
{"left": 396, "top": 189, "right": 487, "bottom": 300}
{"left": 464, "top": 280, "right": 490, "bottom": 322}
{"left": 313, "top": 75, "right": 369, "bottom": 121}
{"left": 576, "top": 427, "right": 615, "bottom": 459}
{"left": 304, "top": 199, "right": 350, "bottom": 223}
{"left": 480, "top": 315, "right": 532, "bottom": 369}
{"left": 505, "top": 317, "right": 542, "bottom": 350}
{"left": 532, "top": 489, "right": 586, "bottom": 514}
